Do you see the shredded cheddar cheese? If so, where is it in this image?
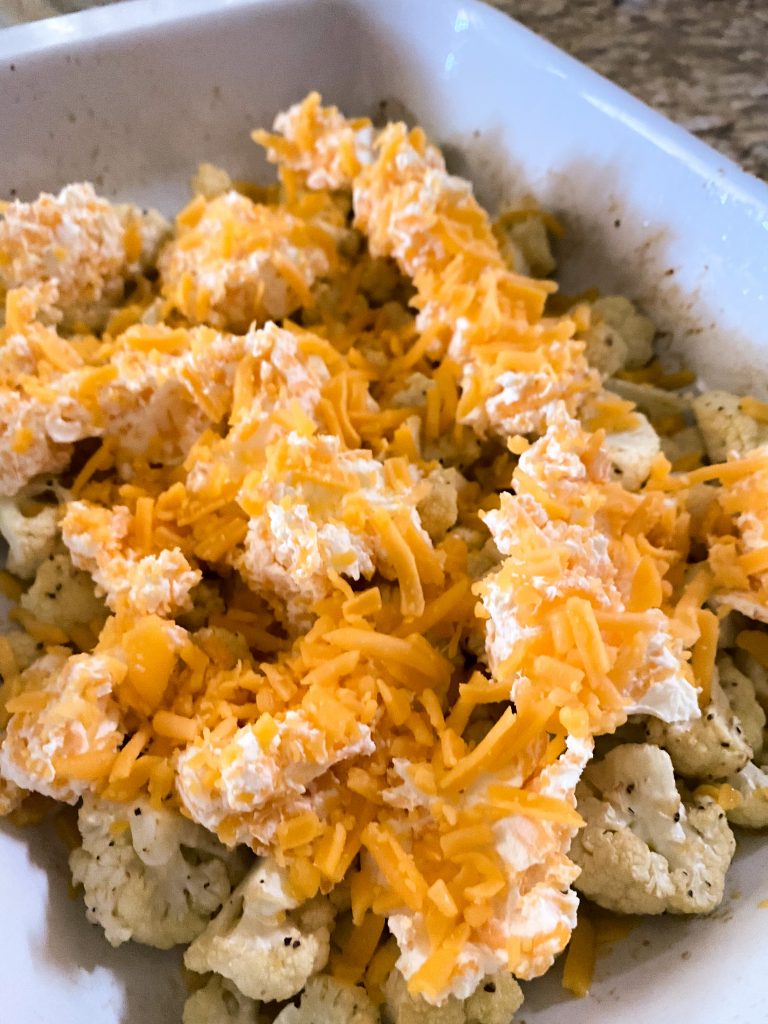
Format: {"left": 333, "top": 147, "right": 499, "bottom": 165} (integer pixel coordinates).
{"left": 0, "top": 91, "right": 764, "bottom": 1016}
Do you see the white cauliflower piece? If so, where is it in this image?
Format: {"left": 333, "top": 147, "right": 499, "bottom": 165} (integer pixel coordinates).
{"left": 0, "top": 648, "right": 123, "bottom": 803}
{"left": 261, "top": 92, "right": 375, "bottom": 191}
{"left": 193, "top": 625, "right": 252, "bottom": 668}
{"left": 0, "top": 389, "right": 73, "bottom": 498}
{"left": 383, "top": 970, "right": 523, "bottom": 1024}
{"left": 495, "top": 212, "right": 555, "bottom": 278}
{"left": 734, "top": 650, "right": 768, "bottom": 712}
{"left": 645, "top": 664, "right": 754, "bottom": 779}
{"left": 0, "top": 187, "right": 166, "bottom": 329}
{"left": 661, "top": 425, "right": 705, "bottom": 467}
{"left": 582, "top": 296, "right": 655, "bottom": 376}
{"left": 159, "top": 191, "right": 344, "bottom": 333}
{"left": 0, "top": 776, "right": 25, "bottom": 816}
{"left": 234, "top": 432, "right": 434, "bottom": 628}
{"left": 603, "top": 412, "right": 661, "bottom": 491}
{"left": 191, "top": 163, "right": 234, "bottom": 200}
{"left": 184, "top": 859, "right": 334, "bottom": 1002}
{"left": 390, "top": 373, "right": 434, "bottom": 410}
{"left": 274, "top": 975, "right": 379, "bottom": 1024}
{"left": 0, "top": 183, "right": 126, "bottom": 327}
{"left": 718, "top": 654, "right": 765, "bottom": 757}
{"left": 724, "top": 760, "right": 768, "bottom": 829}
{"left": 70, "top": 794, "right": 246, "bottom": 949}
{"left": 0, "top": 499, "right": 59, "bottom": 578}
{"left": 122, "top": 205, "right": 171, "bottom": 275}
{"left": 3, "top": 630, "right": 39, "bottom": 673}
{"left": 692, "top": 390, "right": 768, "bottom": 462}
{"left": 20, "top": 551, "right": 105, "bottom": 632}
{"left": 417, "top": 467, "right": 461, "bottom": 542}
{"left": 571, "top": 743, "right": 735, "bottom": 914}
{"left": 61, "top": 501, "right": 201, "bottom": 616}
{"left": 183, "top": 976, "right": 262, "bottom": 1024}
{"left": 176, "top": 708, "right": 374, "bottom": 848}
{"left": 1, "top": 326, "right": 244, "bottom": 499}
{"left": 99, "top": 325, "right": 248, "bottom": 463}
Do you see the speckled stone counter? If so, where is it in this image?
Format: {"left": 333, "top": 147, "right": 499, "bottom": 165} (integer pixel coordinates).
{"left": 496, "top": 0, "right": 768, "bottom": 179}
{"left": 2, "top": 0, "right": 767, "bottom": 179}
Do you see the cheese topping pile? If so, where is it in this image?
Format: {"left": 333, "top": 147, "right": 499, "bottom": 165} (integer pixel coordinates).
{"left": 0, "top": 93, "right": 767, "bottom": 1013}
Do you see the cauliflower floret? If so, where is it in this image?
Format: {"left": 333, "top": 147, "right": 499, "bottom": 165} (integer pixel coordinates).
{"left": 0, "top": 184, "right": 167, "bottom": 330}
{"left": 417, "top": 467, "right": 461, "bottom": 542}
{"left": 0, "top": 183, "right": 125, "bottom": 327}
{"left": 0, "top": 389, "right": 73, "bottom": 498}
{"left": 234, "top": 432, "right": 435, "bottom": 628}
{"left": 2, "top": 630, "right": 39, "bottom": 673}
{"left": 603, "top": 412, "right": 661, "bottom": 491}
{"left": 717, "top": 654, "right": 765, "bottom": 757}
{"left": 1, "top": 325, "right": 246, "bottom": 498}
{"left": 0, "top": 648, "right": 123, "bottom": 803}
{"left": 183, "top": 976, "right": 262, "bottom": 1024}
{"left": 184, "top": 859, "right": 334, "bottom": 1002}
{"left": 258, "top": 91, "right": 375, "bottom": 192}
{"left": 661, "top": 425, "right": 705, "bottom": 467}
{"left": 383, "top": 970, "right": 523, "bottom": 1024}
{"left": 734, "top": 649, "right": 768, "bottom": 712}
{"left": 0, "top": 499, "right": 59, "bottom": 578}
{"left": 61, "top": 501, "right": 201, "bottom": 616}
{"left": 449, "top": 526, "right": 501, "bottom": 583}
{"left": 159, "top": 191, "right": 345, "bottom": 333}
{"left": 692, "top": 390, "right": 768, "bottom": 462}
{"left": 390, "top": 373, "right": 434, "bottom": 410}
{"left": 70, "top": 793, "right": 247, "bottom": 949}
{"left": 582, "top": 325, "right": 627, "bottom": 379}
{"left": 118, "top": 205, "right": 171, "bottom": 276}
{"left": 571, "top": 743, "right": 736, "bottom": 915}
{"left": 193, "top": 625, "right": 252, "bottom": 669}
{"left": 494, "top": 210, "right": 555, "bottom": 278}
{"left": 20, "top": 551, "right": 105, "bottom": 632}
{"left": 191, "top": 163, "right": 234, "bottom": 200}
{"left": 99, "top": 325, "right": 248, "bottom": 464}
{"left": 724, "top": 760, "right": 768, "bottom": 829}
{"left": 582, "top": 296, "right": 655, "bottom": 377}
{"left": 274, "top": 975, "right": 379, "bottom": 1024}
{"left": 177, "top": 708, "right": 374, "bottom": 848}
{"left": 645, "top": 663, "right": 754, "bottom": 779}
{"left": 0, "top": 776, "right": 25, "bottom": 816}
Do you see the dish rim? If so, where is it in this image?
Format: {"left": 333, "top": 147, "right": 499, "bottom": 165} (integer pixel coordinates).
{"left": 0, "top": 0, "right": 765, "bottom": 217}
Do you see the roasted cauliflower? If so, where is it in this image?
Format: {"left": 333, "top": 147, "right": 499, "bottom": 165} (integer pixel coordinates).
{"left": 571, "top": 743, "right": 736, "bottom": 915}
{"left": 182, "top": 975, "right": 262, "bottom": 1024}
{"left": 383, "top": 970, "right": 523, "bottom": 1024}
{"left": 692, "top": 390, "right": 768, "bottom": 463}
{"left": 20, "top": 550, "right": 105, "bottom": 632}
{"left": 184, "top": 859, "right": 334, "bottom": 1002}
{"left": 274, "top": 975, "right": 379, "bottom": 1024}
{"left": 581, "top": 296, "right": 655, "bottom": 377}
{"left": 725, "top": 760, "right": 768, "bottom": 829}
{"left": 70, "top": 793, "right": 247, "bottom": 948}
{"left": 0, "top": 498, "right": 59, "bottom": 578}
{"left": 645, "top": 657, "right": 758, "bottom": 780}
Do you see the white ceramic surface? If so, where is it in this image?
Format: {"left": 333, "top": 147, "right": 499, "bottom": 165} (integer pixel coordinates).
{"left": 0, "top": 1, "right": 767, "bottom": 1022}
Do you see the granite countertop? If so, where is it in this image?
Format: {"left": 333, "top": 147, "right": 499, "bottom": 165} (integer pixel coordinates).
{"left": 503, "top": 0, "right": 768, "bottom": 180}
{"left": 1, "top": 0, "right": 766, "bottom": 179}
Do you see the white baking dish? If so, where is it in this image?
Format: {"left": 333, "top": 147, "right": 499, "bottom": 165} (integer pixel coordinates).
{"left": 0, "top": 1, "right": 766, "bottom": 1021}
